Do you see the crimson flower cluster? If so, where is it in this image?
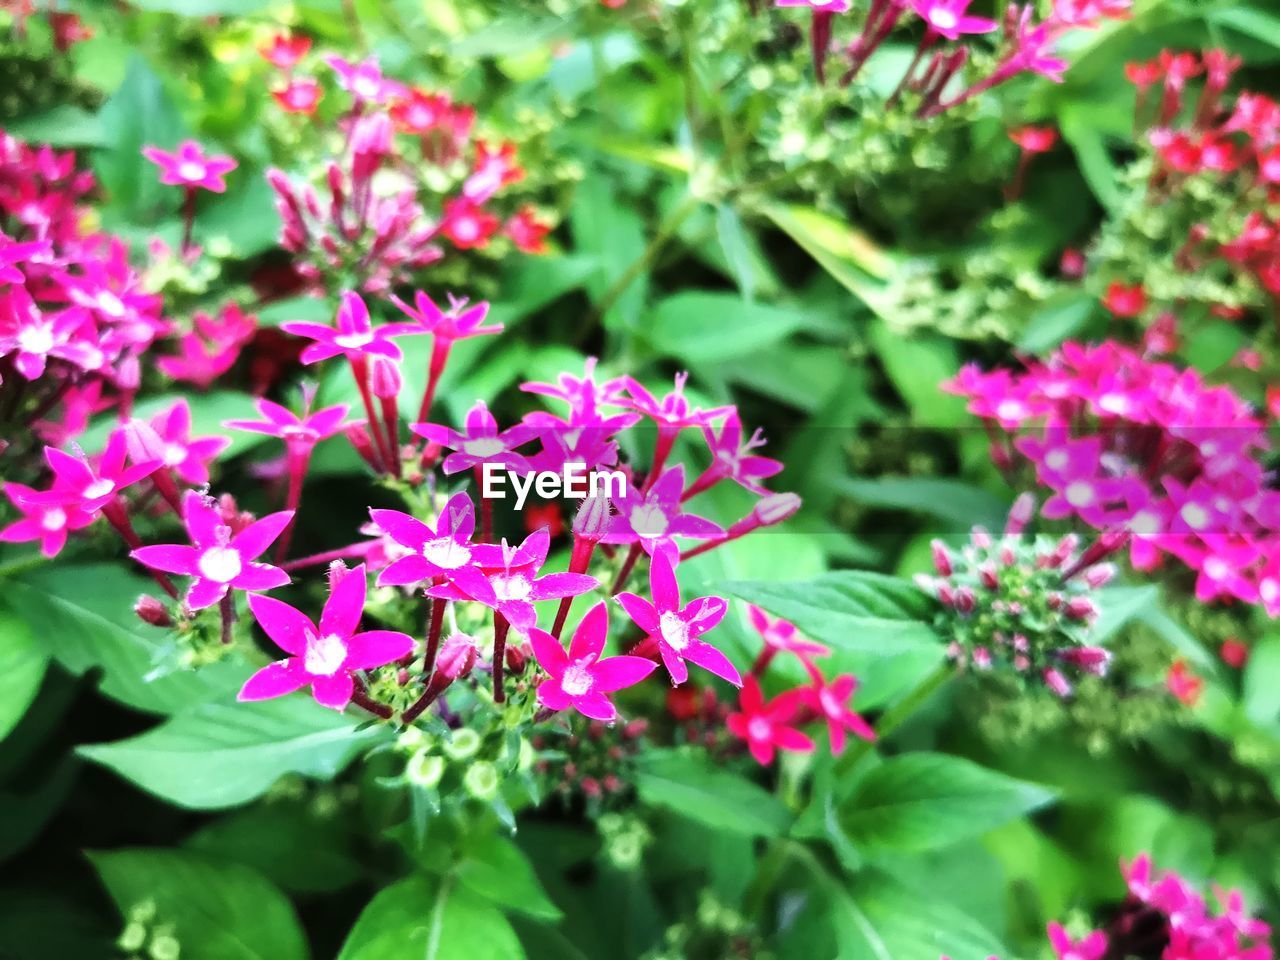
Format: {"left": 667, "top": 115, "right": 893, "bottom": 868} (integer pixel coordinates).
{"left": 773, "top": 0, "right": 1129, "bottom": 116}
{"left": 263, "top": 42, "right": 551, "bottom": 295}
{"left": 725, "top": 605, "right": 875, "bottom": 765}
{"left": 0, "top": 132, "right": 168, "bottom": 461}
{"left": 947, "top": 341, "right": 1280, "bottom": 613}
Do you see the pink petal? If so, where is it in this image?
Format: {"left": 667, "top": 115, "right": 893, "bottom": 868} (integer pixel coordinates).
{"left": 247, "top": 593, "right": 314, "bottom": 656}
{"left": 615, "top": 592, "right": 658, "bottom": 633}
{"left": 238, "top": 659, "right": 309, "bottom": 701}
{"left": 497, "top": 599, "right": 536, "bottom": 633}
{"left": 659, "top": 643, "right": 688, "bottom": 685}
{"left": 131, "top": 544, "right": 201, "bottom": 575}
{"left": 368, "top": 508, "right": 431, "bottom": 549}
{"left": 280, "top": 321, "right": 339, "bottom": 343}
{"left": 683, "top": 641, "right": 742, "bottom": 687}
{"left": 311, "top": 673, "right": 355, "bottom": 711}
{"left": 186, "top": 577, "right": 228, "bottom": 610}
{"left": 530, "top": 572, "right": 597, "bottom": 601}
{"left": 648, "top": 549, "right": 681, "bottom": 612}
{"left": 44, "top": 447, "right": 94, "bottom": 490}
{"left": 537, "top": 678, "right": 572, "bottom": 711}
{"left": 573, "top": 691, "right": 617, "bottom": 722}
{"left": 376, "top": 554, "right": 433, "bottom": 587}
{"left": 651, "top": 464, "right": 685, "bottom": 503}
{"left": 232, "top": 563, "right": 290, "bottom": 591}
{"left": 182, "top": 490, "right": 223, "bottom": 546}
{"left": 439, "top": 493, "right": 475, "bottom": 540}
{"left": 591, "top": 655, "right": 657, "bottom": 693}
{"left": 231, "top": 509, "right": 295, "bottom": 559}
{"left": 320, "top": 563, "right": 367, "bottom": 638}
{"left": 568, "top": 601, "right": 609, "bottom": 661}
{"left": 528, "top": 626, "right": 569, "bottom": 678}
{"left": 345, "top": 629, "right": 415, "bottom": 669}
{"left": 773, "top": 728, "right": 816, "bottom": 753}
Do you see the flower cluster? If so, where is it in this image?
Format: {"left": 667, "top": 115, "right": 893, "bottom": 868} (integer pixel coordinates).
{"left": 263, "top": 43, "right": 551, "bottom": 294}
{"left": 916, "top": 495, "right": 1122, "bottom": 698}
{"left": 0, "top": 131, "right": 168, "bottom": 467}
{"left": 947, "top": 341, "right": 1280, "bottom": 613}
{"left": 726, "top": 605, "right": 875, "bottom": 765}
{"left": 774, "top": 0, "right": 1130, "bottom": 116}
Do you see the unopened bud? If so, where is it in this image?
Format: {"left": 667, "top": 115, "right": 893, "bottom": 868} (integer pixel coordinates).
{"left": 436, "top": 633, "right": 478, "bottom": 681}
{"left": 1064, "top": 596, "right": 1097, "bottom": 621}
{"left": 572, "top": 492, "right": 612, "bottom": 542}
{"left": 1043, "top": 668, "right": 1073, "bottom": 698}
{"left": 505, "top": 643, "right": 527, "bottom": 675}
{"left": 371, "top": 356, "right": 402, "bottom": 399}
{"left": 954, "top": 586, "right": 975, "bottom": 614}
{"left": 979, "top": 563, "right": 999, "bottom": 590}
{"left": 930, "top": 540, "right": 952, "bottom": 576}
{"left": 1083, "top": 563, "right": 1115, "bottom": 588}
{"left": 1057, "top": 646, "right": 1111, "bottom": 676}
{"left": 754, "top": 492, "right": 801, "bottom": 526}
{"left": 405, "top": 750, "right": 445, "bottom": 788}
{"left": 134, "top": 595, "right": 172, "bottom": 627}
{"left": 1006, "top": 492, "right": 1036, "bottom": 535}
{"left": 463, "top": 761, "right": 499, "bottom": 800}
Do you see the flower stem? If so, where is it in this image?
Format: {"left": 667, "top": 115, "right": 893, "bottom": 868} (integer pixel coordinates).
{"left": 492, "top": 612, "right": 510, "bottom": 703}
{"left": 275, "top": 448, "right": 311, "bottom": 565}
{"left": 610, "top": 543, "right": 643, "bottom": 595}
{"left": 219, "top": 592, "right": 235, "bottom": 645}
{"left": 423, "top": 594, "right": 446, "bottom": 677}
{"left": 180, "top": 187, "right": 197, "bottom": 257}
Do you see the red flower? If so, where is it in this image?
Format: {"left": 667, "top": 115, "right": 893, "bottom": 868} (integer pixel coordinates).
{"left": 440, "top": 198, "right": 500, "bottom": 249}
{"left": 505, "top": 207, "right": 552, "bottom": 254}
{"left": 1009, "top": 125, "right": 1058, "bottom": 153}
{"left": 1220, "top": 637, "right": 1249, "bottom": 669}
{"left": 1102, "top": 281, "right": 1147, "bottom": 318}
{"left": 260, "top": 33, "right": 312, "bottom": 71}
{"left": 1166, "top": 659, "right": 1203, "bottom": 706}
{"left": 725, "top": 677, "right": 814, "bottom": 766}
{"left": 272, "top": 78, "right": 323, "bottom": 115}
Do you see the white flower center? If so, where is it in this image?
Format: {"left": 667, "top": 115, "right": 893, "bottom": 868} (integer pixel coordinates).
{"left": 561, "top": 660, "right": 594, "bottom": 697}
{"left": 178, "top": 161, "right": 207, "bottom": 182}
{"left": 83, "top": 477, "right": 114, "bottom": 500}
{"left": 198, "top": 546, "right": 243, "bottom": 583}
{"left": 1131, "top": 510, "right": 1161, "bottom": 536}
{"left": 1045, "top": 450, "right": 1069, "bottom": 471}
{"left": 747, "top": 717, "right": 772, "bottom": 741}
{"left": 658, "top": 611, "right": 689, "bottom": 652}
{"left": 97, "top": 291, "right": 126, "bottom": 318}
{"left": 1180, "top": 504, "right": 1209, "bottom": 530}
{"left": 422, "top": 537, "right": 470, "bottom": 569}
{"left": 930, "top": 8, "right": 958, "bottom": 29}
{"left": 463, "top": 437, "right": 505, "bottom": 458}
{"left": 305, "top": 632, "right": 348, "bottom": 676}
{"left": 818, "top": 688, "right": 843, "bottom": 717}
{"left": 630, "top": 504, "right": 670, "bottom": 539}
{"left": 41, "top": 508, "right": 66, "bottom": 531}
{"left": 334, "top": 330, "right": 373, "bottom": 349}
{"left": 1203, "top": 558, "right": 1228, "bottom": 580}
{"left": 1262, "top": 579, "right": 1279, "bottom": 603}
{"left": 452, "top": 218, "right": 480, "bottom": 242}
{"left": 163, "top": 443, "right": 187, "bottom": 466}
{"left": 1065, "top": 481, "right": 1096, "bottom": 507}
{"left": 995, "top": 400, "right": 1024, "bottom": 421}
{"left": 353, "top": 75, "right": 380, "bottom": 99}
{"left": 492, "top": 573, "right": 531, "bottom": 602}
{"left": 16, "top": 324, "right": 54, "bottom": 355}
{"left": 1098, "top": 393, "right": 1130, "bottom": 416}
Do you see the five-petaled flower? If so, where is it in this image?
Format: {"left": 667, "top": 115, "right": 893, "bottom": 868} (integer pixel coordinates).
{"left": 372, "top": 492, "right": 480, "bottom": 588}
{"left": 726, "top": 677, "right": 814, "bottom": 765}
{"left": 282, "top": 291, "right": 404, "bottom": 365}
{"left": 239, "top": 564, "right": 415, "bottom": 711}
{"left": 141, "top": 141, "right": 237, "bottom": 193}
{"left": 530, "top": 601, "right": 657, "bottom": 722}
{"left": 132, "top": 490, "right": 294, "bottom": 609}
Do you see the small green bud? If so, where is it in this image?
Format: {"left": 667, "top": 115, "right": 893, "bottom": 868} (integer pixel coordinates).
{"left": 149, "top": 933, "right": 181, "bottom": 960}
{"left": 464, "top": 761, "right": 499, "bottom": 800}
{"left": 406, "top": 751, "right": 445, "bottom": 789}
{"left": 444, "top": 728, "right": 481, "bottom": 760}
{"left": 117, "top": 923, "right": 147, "bottom": 953}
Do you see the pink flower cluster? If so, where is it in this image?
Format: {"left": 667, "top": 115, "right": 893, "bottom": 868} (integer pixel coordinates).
{"left": 0, "top": 132, "right": 168, "bottom": 453}
{"left": 264, "top": 46, "right": 550, "bottom": 295}
{"left": 774, "top": 0, "right": 1130, "bottom": 116}
{"left": 726, "top": 606, "right": 875, "bottom": 765}
{"left": 946, "top": 341, "right": 1280, "bottom": 612}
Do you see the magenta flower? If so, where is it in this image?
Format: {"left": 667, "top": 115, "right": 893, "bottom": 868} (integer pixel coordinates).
{"left": 238, "top": 564, "right": 414, "bottom": 711}
{"left": 747, "top": 605, "right": 830, "bottom": 672}
{"left": 522, "top": 358, "right": 631, "bottom": 426}
{"left": 132, "top": 490, "right": 294, "bottom": 609}
{"left": 0, "top": 233, "right": 48, "bottom": 284}
{"left": 0, "top": 286, "right": 92, "bottom": 379}
{"left": 323, "top": 55, "right": 405, "bottom": 104}
{"left": 603, "top": 465, "right": 724, "bottom": 563}
{"left": 1, "top": 482, "right": 95, "bottom": 556}
{"left": 726, "top": 677, "right": 814, "bottom": 765}
{"left": 40, "top": 431, "right": 159, "bottom": 511}
{"left": 282, "top": 291, "right": 404, "bottom": 365}
{"left": 775, "top": 0, "right": 852, "bottom": 10}
{"left": 371, "top": 492, "right": 479, "bottom": 587}
{"left": 616, "top": 549, "right": 738, "bottom": 687}
{"left": 620, "top": 372, "right": 730, "bottom": 431}
{"left": 135, "top": 400, "right": 230, "bottom": 486}
{"left": 1046, "top": 923, "right": 1107, "bottom": 960}
{"left": 224, "top": 396, "right": 351, "bottom": 450}
{"left": 686, "top": 411, "right": 783, "bottom": 498}
{"left": 433, "top": 529, "right": 599, "bottom": 632}
{"left": 529, "top": 601, "right": 657, "bottom": 722}
{"left": 157, "top": 333, "right": 239, "bottom": 389}
{"left": 141, "top": 141, "right": 237, "bottom": 193}
{"left": 909, "top": 0, "right": 997, "bottom": 39}
{"left": 798, "top": 666, "right": 876, "bottom": 755}
{"left": 412, "top": 400, "right": 537, "bottom": 475}
{"left": 386, "top": 291, "right": 501, "bottom": 421}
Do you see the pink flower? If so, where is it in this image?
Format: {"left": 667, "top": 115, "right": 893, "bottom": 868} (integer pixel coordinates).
{"left": 239, "top": 564, "right": 414, "bottom": 711}
{"left": 748, "top": 605, "right": 831, "bottom": 661}
{"left": 157, "top": 334, "right": 239, "bottom": 389}
{"left": 910, "top": 0, "right": 998, "bottom": 39}
{"left": 440, "top": 197, "right": 500, "bottom": 249}
{"left": 433, "top": 529, "right": 598, "bottom": 632}
{"left": 260, "top": 33, "right": 311, "bottom": 71}
{"left": 0, "top": 233, "right": 48, "bottom": 284}
{"left": 529, "top": 601, "right": 657, "bottom": 722}
{"left": 272, "top": 77, "right": 323, "bottom": 115}
{"left": 0, "top": 482, "right": 95, "bottom": 556}
{"left": 224, "top": 396, "right": 351, "bottom": 452}
{"left": 687, "top": 411, "right": 783, "bottom": 497}
{"left": 798, "top": 667, "right": 876, "bottom": 755}
{"left": 282, "top": 291, "right": 404, "bottom": 365}
{"left": 463, "top": 140, "right": 525, "bottom": 203}
{"left": 1009, "top": 125, "right": 1059, "bottom": 153}
{"left": 505, "top": 207, "right": 552, "bottom": 254}
{"left": 603, "top": 465, "right": 724, "bottom": 562}
{"left": 616, "top": 549, "right": 739, "bottom": 686}
{"left": 372, "top": 492, "right": 480, "bottom": 587}
{"left": 40, "top": 430, "right": 159, "bottom": 511}
{"left": 1166, "top": 659, "right": 1203, "bottom": 706}
{"left": 132, "top": 490, "right": 293, "bottom": 609}
{"left": 412, "top": 400, "right": 537, "bottom": 475}
{"left": 726, "top": 677, "right": 814, "bottom": 765}
{"left": 1046, "top": 923, "right": 1107, "bottom": 960}
{"left": 775, "top": 0, "right": 852, "bottom": 10}
{"left": 324, "top": 55, "right": 405, "bottom": 104}
{"left": 130, "top": 400, "right": 230, "bottom": 486}
{"left": 0, "top": 285, "right": 90, "bottom": 379}
{"left": 522, "top": 358, "right": 632, "bottom": 427}
{"left": 388, "top": 291, "right": 503, "bottom": 344}
{"left": 141, "top": 141, "right": 237, "bottom": 193}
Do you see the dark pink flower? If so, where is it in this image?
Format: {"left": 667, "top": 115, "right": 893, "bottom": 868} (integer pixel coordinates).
{"left": 0, "top": 482, "right": 95, "bottom": 556}
{"left": 282, "top": 291, "right": 404, "bottom": 365}
{"left": 132, "top": 490, "right": 293, "bottom": 609}
{"left": 40, "top": 430, "right": 159, "bottom": 511}
{"left": 440, "top": 197, "right": 500, "bottom": 249}
{"left": 603, "top": 465, "right": 724, "bottom": 562}
{"left": 529, "top": 601, "right": 657, "bottom": 722}
{"left": 272, "top": 77, "right": 323, "bottom": 115}
{"left": 616, "top": 549, "right": 738, "bottom": 686}
{"left": 910, "top": 0, "right": 997, "bottom": 39}
{"left": 239, "top": 563, "right": 414, "bottom": 711}
{"left": 687, "top": 411, "right": 783, "bottom": 497}
{"left": 412, "top": 400, "right": 537, "bottom": 475}
{"left": 130, "top": 400, "right": 229, "bottom": 486}
{"left": 726, "top": 677, "right": 814, "bottom": 765}
{"left": 324, "top": 55, "right": 405, "bottom": 104}
{"left": 260, "top": 33, "right": 311, "bottom": 71}
{"left": 797, "top": 666, "right": 876, "bottom": 755}
{"left": 372, "top": 492, "right": 480, "bottom": 587}
{"left": 141, "top": 141, "right": 237, "bottom": 193}
{"left": 224, "top": 396, "right": 351, "bottom": 452}
{"left": 1046, "top": 923, "right": 1107, "bottom": 960}
{"left": 748, "top": 605, "right": 831, "bottom": 661}
{"left": 387, "top": 291, "right": 502, "bottom": 344}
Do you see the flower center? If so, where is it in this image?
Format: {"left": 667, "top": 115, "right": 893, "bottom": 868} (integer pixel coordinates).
{"left": 818, "top": 688, "right": 843, "bottom": 717}
{"left": 995, "top": 399, "right": 1024, "bottom": 421}
{"left": 422, "top": 537, "right": 471, "bottom": 569}
{"left": 492, "top": 573, "right": 531, "bottom": 602}
{"left": 41, "top": 508, "right": 66, "bottom": 531}
{"left": 1064, "top": 481, "right": 1095, "bottom": 507}
{"left": 83, "top": 477, "right": 114, "bottom": 500}
{"left": 163, "top": 443, "right": 187, "bottom": 466}
{"left": 452, "top": 217, "right": 480, "bottom": 242}
{"left": 630, "top": 504, "right": 670, "bottom": 539}
{"left": 97, "top": 291, "right": 126, "bottom": 318}
{"left": 930, "top": 8, "right": 958, "bottom": 29}
{"left": 463, "top": 437, "right": 505, "bottom": 458}
{"left": 178, "top": 161, "right": 207, "bottom": 182}
{"left": 658, "top": 611, "right": 690, "bottom": 652}
{"left": 353, "top": 75, "right": 380, "bottom": 99}
{"left": 747, "top": 717, "right": 772, "bottom": 741}
{"left": 1180, "top": 503, "right": 1210, "bottom": 530}
{"left": 561, "top": 660, "right": 594, "bottom": 697}
{"left": 198, "top": 546, "right": 243, "bottom": 583}
{"left": 305, "top": 632, "right": 348, "bottom": 676}
{"left": 334, "top": 330, "right": 373, "bottom": 349}
{"left": 16, "top": 324, "right": 54, "bottom": 355}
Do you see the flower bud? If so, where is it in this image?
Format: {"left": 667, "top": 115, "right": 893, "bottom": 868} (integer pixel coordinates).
{"left": 979, "top": 563, "right": 999, "bottom": 590}
{"left": 505, "top": 642, "right": 527, "bottom": 675}
{"left": 754, "top": 492, "right": 802, "bottom": 526}
{"left": 463, "top": 761, "right": 499, "bottom": 800}
{"left": 572, "top": 492, "right": 612, "bottom": 542}
{"left": 405, "top": 750, "right": 445, "bottom": 789}
{"left": 134, "top": 595, "right": 172, "bottom": 628}
{"left": 930, "top": 540, "right": 953, "bottom": 576}
{"left": 1064, "top": 596, "right": 1097, "bottom": 621}
{"left": 1042, "top": 668, "right": 1073, "bottom": 698}
{"left": 1056, "top": 646, "right": 1111, "bottom": 676}
{"left": 444, "top": 727, "right": 481, "bottom": 760}
{"left": 954, "top": 586, "right": 976, "bottom": 615}
{"left": 371, "top": 356, "right": 402, "bottom": 399}
{"left": 1083, "top": 563, "right": 1116, "bottom": 588}
{"left": 436, "top": 633, "right": 478, "bottom": 681}
{"left": 1006, "top": 492, "right": 1037, "bottom": 534}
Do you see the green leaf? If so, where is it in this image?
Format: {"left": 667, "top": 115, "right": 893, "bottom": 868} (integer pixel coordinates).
{"left": 458, "top": 833, "right": 562, "bottom": 921}
{"left": 337, "top": 874, "right": 526, "bottom": 960}
{"left": 835, "top": 476, "right": 1007, "bottom": 532}
{"left": 760, "top": 203, "right": 893, "bottom": 280}
{"left": 645, "top": 291, "right": 804, "bottom": 363}
{"left": 0, "top": 761, "right": 76, "bottom": 862}
{"left": 1185, "top": 323, "right": 1247, "bottom": 374}
{"left": 1018, "top": 291, "right": 1099, "bottom": 353}
{"left": 1207, "top": 7, "right": 1280, "bottom": 51}
{"left": 0, "top": 609, "right": 47, "bottom": 741}
{"left": 572, "top": 173, "right": 647, "bottom": 331}
{"left": 1243, "top": 637, "right": 1280, "bottom": 730}
{"left": 195, "top": 171, "right": 281, "bottom": 258}
{"left": 5, "top": 106, "right": 106, "bottom": 147}
{"left": 79, "top": 697, "right": 384, "bottom": 810}
{"left": 635, "top": 749, "right": 790, "bottom": 837}
{"left": 127, "top": 0, "right": 271, "bottom": 12}
{"left": 840, "top": 753, "right": 1056, "bottom": 852}
{"left": 1060, "top": 106, "right": 1121, "bottom": 211}
{"left": 90, "top": 849, "right": 309, "bottom": 960}
{"left": 716, "top": 205, "right": 758, "bottom": 301}
{"left": 868, "top": 319, "right": 967, "bottom": 428}
{"left": 3, "top": 565, "right": 245, "bottom": 715}
{"left": 720, "top": 572, "right": 939, "bottom": 655}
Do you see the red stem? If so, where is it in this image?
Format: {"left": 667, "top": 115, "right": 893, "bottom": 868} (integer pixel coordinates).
{"left": 610, "top": 543, "right": 643, "bottom": 595}
{"left": 492, "top": 612, "right": 510, "bottom": 703}
{"left": 552, "top": 537, "right": 596, "bottom": 639}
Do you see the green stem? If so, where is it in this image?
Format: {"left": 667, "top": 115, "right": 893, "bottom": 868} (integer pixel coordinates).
{"left": 835, "top": 663, "right": 951, "bottom": 777}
